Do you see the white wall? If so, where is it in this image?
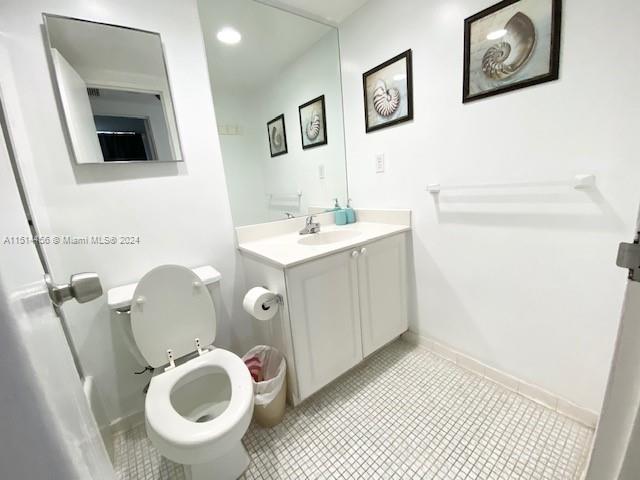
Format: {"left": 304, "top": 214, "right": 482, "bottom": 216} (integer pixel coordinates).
{"left": 213, "top": 89, "right": 272, "bottom": 226}
{"left": 0, "top": 0, "right": 252, "bottom": 423}
{"left": 339, "top": 0, "right": 640, "bottom": 411}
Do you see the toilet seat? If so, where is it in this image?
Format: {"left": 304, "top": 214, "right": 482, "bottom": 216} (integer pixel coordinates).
{"left": 130, "top": 264, "right": 217, "bottom": 368}
{"left": 145, "top": 348, "right": 253, "bottom": 466}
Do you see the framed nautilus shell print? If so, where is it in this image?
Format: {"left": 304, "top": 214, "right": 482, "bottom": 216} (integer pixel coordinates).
{"left": 298, "top": 95, "right": 327, "bottom": 149}
{"left": 363, "top": 49, "right": 413, "bottom": 133}
{"left": 267, "top": 114, "right": 288, "bottom": 157}
{"left": 463, "top": 0, "right": 562, "bottom": 103}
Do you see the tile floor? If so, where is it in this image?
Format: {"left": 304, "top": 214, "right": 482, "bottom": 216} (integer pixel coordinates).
{"left": 113, "top": 422, "right": 185, "bottom": 480}
{"left": 114, "top": 340, "right": 593, "bottom": 480}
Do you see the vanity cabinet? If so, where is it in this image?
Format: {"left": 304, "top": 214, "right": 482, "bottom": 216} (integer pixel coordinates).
{"left": 239, "top": 217, "right": 411, "bottom": 406}
{"left": 286, "top": 250, "right": 363, "bottom": 400}
{"left": 357, "top": 233, "right": 408, "bottom": 357}
{"left": 285, "top": 233, "right": 408, "bottom": 400}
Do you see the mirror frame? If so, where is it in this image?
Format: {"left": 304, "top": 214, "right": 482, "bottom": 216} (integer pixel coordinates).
{"left": 42, "top": 13, "right": 185, "bottom": 164}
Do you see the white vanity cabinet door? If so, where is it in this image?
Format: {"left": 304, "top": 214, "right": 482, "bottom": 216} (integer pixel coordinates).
{"left": 286, "top": 249, "right": 363, "bottom": 400}
{"left": 358, "top": 233, "right": 408, "bottom": 357}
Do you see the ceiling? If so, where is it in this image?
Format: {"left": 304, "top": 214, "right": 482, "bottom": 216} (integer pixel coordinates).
{"left": 256, "top": 0, "right": 370, "bottom": 24}
{"left": 199, "top": 0, "right": 333, "bottom": 92}
{"left": 45, "top": 15, "right": 166, "bottom": 79}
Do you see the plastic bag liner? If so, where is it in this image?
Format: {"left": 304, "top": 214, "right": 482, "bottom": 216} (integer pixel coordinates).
{"left": 242, "top": 346, "right": 286, "bottom": 406}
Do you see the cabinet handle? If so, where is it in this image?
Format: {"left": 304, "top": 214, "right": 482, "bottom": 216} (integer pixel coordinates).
{"left": 360, "top": 247, "right": 367, "bottom": 256}
{"left": 351, "top": 250, "right": 360, "bottom": 258}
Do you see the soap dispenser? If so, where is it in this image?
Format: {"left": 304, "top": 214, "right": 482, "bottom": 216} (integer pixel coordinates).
{"left": 333, "top": 199, "right": 347, "bottom": 225}
{"left": 345, "top": 198, "right": 356, "bottom": 224}
{"left": 327, "top": 198, "right": 341, "bottom": 212}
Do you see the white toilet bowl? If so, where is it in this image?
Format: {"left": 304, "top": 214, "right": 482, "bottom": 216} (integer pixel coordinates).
{"left": 129, "top": 265, "right": 254, "bottom": 480}
{"left": 146, "top": 348, "right": 253, "bottom": 479}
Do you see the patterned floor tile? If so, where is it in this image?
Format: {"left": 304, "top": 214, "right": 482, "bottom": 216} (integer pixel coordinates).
{"left": 113, "top": 340, "right": 593, "bottom": 480}
{"left": 113, "top": 423, "right": 185, "bottom": 480}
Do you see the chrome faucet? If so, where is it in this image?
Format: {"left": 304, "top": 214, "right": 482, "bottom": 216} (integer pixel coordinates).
{"left": 284, "top": 212, "right": 295, "bottom": 219}
{"left": 299, "top": 215, "right": 320, "bottom": 235}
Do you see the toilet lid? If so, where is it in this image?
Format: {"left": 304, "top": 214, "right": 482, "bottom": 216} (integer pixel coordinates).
{"left": 130, "top": 265, "right": 216, "bottom": 368}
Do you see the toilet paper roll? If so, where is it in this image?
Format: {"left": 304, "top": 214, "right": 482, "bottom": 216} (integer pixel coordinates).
{"left": 243, "top": 287, "right": 278, "bottom": 321}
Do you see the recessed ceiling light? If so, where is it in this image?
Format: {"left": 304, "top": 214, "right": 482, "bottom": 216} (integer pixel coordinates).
{"left": 486, "top": 29, "right": 507, "bottom": 40}
{"left": 217, "top": 27, "right": 241, "bottom": 45}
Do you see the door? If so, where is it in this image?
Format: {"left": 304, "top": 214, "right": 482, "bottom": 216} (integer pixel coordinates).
{"left": 585, "top": 227, "right": 640, "bottom": 479}
{"left": 0, "top": 92, "right": 113, "bottom": 478}
{"left": 51, "top": 48, "right": 104, "bottom": 164}
{"left": 358, "top": 233, "right": 408, "bottom": 357}
{"left": 286, "top": 249, "right": 363, "bottom": 400}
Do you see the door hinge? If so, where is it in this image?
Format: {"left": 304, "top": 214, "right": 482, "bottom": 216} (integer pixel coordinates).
{"left": 617, "top": 232, "right": 640, "bottom": 282}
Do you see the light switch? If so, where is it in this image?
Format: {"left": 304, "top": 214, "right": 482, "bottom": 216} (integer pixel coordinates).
{"left": 217, "top": 124, "right": 241, "bottom": 136}
{"left": 375, "top": 153, "right": 385, "bottom": 173}
{"left": 318, "top": 164, "right": 326, "bottom": 179}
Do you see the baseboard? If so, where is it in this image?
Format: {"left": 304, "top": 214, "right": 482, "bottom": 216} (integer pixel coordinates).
{"left": 110, "top": 410, "right": 145, "bottom": 435}
{"left": 401, "top": 331, "right": 599, "bottom": 429}
{"left": 82, "top": 376, "right": 115, "bottom": 462}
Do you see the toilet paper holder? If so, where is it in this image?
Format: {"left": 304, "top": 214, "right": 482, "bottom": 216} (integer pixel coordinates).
{"left": 261, "top": 289, "right": 283, "bottom": 311}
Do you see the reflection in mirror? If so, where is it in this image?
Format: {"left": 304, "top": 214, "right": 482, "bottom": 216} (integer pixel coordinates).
{"left": 43, "top": 14, "right": 183, "bottom": 164}
{"left": 198, "top": 0, "right": 349, "bottom": 226}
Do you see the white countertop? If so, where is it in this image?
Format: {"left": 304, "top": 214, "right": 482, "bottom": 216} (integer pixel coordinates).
{"left": 237, "top": 212, "right": 410, "bottom": 268}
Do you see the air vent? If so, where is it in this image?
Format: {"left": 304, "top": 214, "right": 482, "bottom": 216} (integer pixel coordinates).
{"left": 87, "top": 88, "right": 100, "bottom": 97}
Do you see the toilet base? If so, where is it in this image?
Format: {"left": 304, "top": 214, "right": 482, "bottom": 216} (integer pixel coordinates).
{"left": 186, "top": 441, "right": 250, "bottom": 480}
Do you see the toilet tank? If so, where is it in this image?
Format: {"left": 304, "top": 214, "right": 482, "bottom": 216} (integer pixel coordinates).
{"left": 107, "top": 265, "right": 222, "bottom": 367}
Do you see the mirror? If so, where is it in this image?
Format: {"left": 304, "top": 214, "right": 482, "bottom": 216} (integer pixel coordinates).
{"left": 43, "top": 14, "right": 183, "bottom": 164}
{"left": 198, "top": 0, "right": 349, "bottom": 226}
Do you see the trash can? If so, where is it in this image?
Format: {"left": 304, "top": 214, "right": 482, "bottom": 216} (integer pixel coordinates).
{"left": 243, "top": 346, "right": 287, "bottom": 427}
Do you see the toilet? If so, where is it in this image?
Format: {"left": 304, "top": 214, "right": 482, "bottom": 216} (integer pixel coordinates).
{"left": 129, "top": 265, "right": 253, "bottom": 480}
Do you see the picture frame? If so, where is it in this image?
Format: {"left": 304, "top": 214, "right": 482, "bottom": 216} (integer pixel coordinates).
{"left": 463, "top": 0, "right": 562, "bottom": 103}
{"left": 362, "top": 49, "right": 413, "bottom": 133}
{"left": 267, "top": 114, "right": 288, "bottom": 157}
{"left": 298, "top": 95, "right": 327, "bottom": 150}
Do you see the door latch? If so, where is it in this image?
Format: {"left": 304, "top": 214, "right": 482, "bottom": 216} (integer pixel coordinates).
{"left": 617, "top": 232, "right": 640, "bottom": 282}
{"left": 45, "top": 272, "right": 103, "bottom": 306}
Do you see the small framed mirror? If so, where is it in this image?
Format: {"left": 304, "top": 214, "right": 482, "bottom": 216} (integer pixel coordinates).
{"left": 43, "top": 14, "right": 183, "bottom": 164}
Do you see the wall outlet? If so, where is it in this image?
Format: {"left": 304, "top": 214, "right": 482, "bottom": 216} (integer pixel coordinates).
{"left": 375, "top": 153, "right": 385, "bottom": 173}
{"left": 318, "top": 164, "right": 326, "bottom": 179}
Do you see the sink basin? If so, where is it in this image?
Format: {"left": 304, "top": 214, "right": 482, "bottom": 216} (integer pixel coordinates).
{"left": 297, "top": 230, "right": 361, "bottom": 246}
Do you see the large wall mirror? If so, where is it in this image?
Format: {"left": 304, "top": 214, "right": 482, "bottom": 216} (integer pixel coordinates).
{"left": 198, "top": 0, "right": 349, "bottom": 226}
{"left": 43, "top": 14, "right": 183, "bottom": 164}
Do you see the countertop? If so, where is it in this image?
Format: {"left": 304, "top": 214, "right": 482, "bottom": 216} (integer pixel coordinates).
{"left": 237, "top": 221, "right": 410, "bottom": 268}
